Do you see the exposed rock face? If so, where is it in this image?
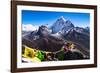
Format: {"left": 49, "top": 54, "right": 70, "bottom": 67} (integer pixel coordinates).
{"left": 22, "top": 36, "right": 64, "bottom": 52}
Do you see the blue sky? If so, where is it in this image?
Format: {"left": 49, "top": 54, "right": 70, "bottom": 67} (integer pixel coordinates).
{"left": 22, "top": 10, "right": 90, "bottom": 31}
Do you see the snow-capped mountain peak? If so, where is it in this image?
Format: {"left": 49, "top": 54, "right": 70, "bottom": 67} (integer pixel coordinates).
{"left": 51, "top": 16, "right": 74, "bottom": 33}
{"left": 59, "top": 16, "right": 66, "bottom": 22}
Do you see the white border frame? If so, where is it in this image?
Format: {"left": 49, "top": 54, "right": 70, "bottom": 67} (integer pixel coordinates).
{"left": 17, "top": 5, "right": 94, "bottom": 68}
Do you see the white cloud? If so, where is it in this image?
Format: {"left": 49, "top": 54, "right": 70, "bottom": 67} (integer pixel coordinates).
{"left": 22, "top": 24, "right": 38, "bottom": 31}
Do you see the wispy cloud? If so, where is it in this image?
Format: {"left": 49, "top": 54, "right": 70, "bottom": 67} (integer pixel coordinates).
{"left": 22, "top": 24, "right": 38, "bottom": 31}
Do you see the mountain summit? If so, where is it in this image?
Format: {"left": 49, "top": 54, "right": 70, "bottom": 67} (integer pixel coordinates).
{"left": 51, "top": 16, "right": 74, "bottom": 33}
{"left": 59, "top": 16, "right": 66, "bottom": 22}
{"left": 37, "top": 25, "right": 51, "bottom": 36}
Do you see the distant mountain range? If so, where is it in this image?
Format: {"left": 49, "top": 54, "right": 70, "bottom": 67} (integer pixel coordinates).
{"left": 22, "top": 16, "right": 90, "bottom": 57}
